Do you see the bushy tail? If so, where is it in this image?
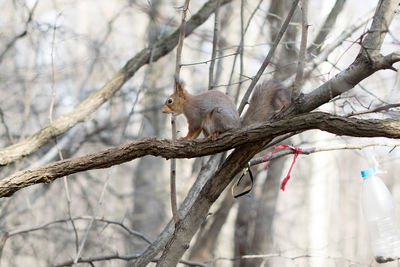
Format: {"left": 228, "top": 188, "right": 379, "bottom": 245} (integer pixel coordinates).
{"left": 241, "top": 80, "right": 291, "bottom": 126}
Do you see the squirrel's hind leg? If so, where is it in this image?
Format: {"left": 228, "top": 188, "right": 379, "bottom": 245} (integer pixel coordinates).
{"left": 179, "top": 127, "right": 201, "bottom": 140}
{"left": 206, "top": 132, "right": 219, "bottom": 140}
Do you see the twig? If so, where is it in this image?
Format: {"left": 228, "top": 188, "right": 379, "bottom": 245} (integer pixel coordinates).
{"left": 345, "top": 103, "right": 400, "bottom": 117}
{"left": 0, "top": 108, "right": 13, "bottom": 144}
{"left": 49, "top": 15, "right": 80, "bottom": 254}
{"left": 234, "top": 0, "right": 246, "bottom": 103}
{"left": 286, "top": 10, "right": 374, "bottom": 90}
{"left": 226, "top": 0, "right": 264, "bottom": 96}
{"left": 213, "top": 252, "right": 367, "bottom": 266}
{"left": 180, "top": 52, "right": 238, "bottom": 66}
{"left": 171, "top": 0, "right": 191, "bottom": 225}
{"left": 208, "top": 0, "right": 221, "bottom": 89}
{"left": 292, "top": 0, "right": 308, "bottom": 100}
{"left": 49, "top": 17, "right": 58, "bottom": 124}
{"left": 119, "top": 46, "right": 155, "bottom": 140}
{"left": 237, "top": 0, "right": 301, "bottom": 114}
{"left": 250, "top": 140, "right": 400, "bottom": 168}
{"left": 5, "top": 216, "right": 153, "bottom": 245}
{"left": 50, "top": 253, "right": 209, "bottom": 267}
{"left": 0, "top": 0, "right": 39, "bottom": 63}
{"left": 73, "top": 175, "right": 111, "bottom": 263}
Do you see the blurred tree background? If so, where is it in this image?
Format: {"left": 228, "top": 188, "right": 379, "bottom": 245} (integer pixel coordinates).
{"left": 1, "top": 0, "right": 400, "bottom": 266}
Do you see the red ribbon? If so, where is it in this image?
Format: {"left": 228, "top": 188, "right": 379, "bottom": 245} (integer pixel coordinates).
{"left": 262, "top": 144, "right": 303, "bottom": 191}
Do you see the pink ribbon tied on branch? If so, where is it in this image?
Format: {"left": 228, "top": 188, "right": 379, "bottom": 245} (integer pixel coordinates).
{"left": 262, "top": 144, "right": 304, "bottom": 191}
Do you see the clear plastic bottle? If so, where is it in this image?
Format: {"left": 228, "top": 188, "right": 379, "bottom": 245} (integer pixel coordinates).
{"left": 361, "top": 167, "right": 400, "bottom": 263}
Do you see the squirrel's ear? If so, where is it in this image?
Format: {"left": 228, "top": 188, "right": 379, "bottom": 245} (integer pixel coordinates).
{"left": 175, "top": 81, "right": 184, "bottom": 96}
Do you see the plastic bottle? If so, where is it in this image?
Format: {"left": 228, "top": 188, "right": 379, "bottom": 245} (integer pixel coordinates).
{"left": 361, "top": 167, "right": 400, "bottom": 263}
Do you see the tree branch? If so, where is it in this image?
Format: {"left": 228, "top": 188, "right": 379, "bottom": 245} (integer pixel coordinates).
{"left": 250, "top": 140, "right": 400, "bottom": 166}
{"left": 2, "top": 112, "right": 400, "bottom": 198}
{"left": 292, "top": 0, "right": 308, "bottom": 100}
{"left": 289, "top": 49, "right": 400, "bottom": 115}
{"left": 359, "top": 0, "right": 398, "bottom": 58}
{"left": 171, "top": 0, "right": 191, "bottom": 226}
{"left": 286, "top": 0, "right": 400, "bottom": 115}
{"left": 0, "top": 0, "right": 233, "bottom": 166}
{"left": 49, "top": 253, "right": 209, "bottom": 267}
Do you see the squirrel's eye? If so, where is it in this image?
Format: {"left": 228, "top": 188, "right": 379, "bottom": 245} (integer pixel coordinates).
{"left": 167, "top": 98, "right": 173, "bottom": 104}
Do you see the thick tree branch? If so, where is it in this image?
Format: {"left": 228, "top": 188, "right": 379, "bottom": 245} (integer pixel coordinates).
{"left": 157, "top": 141, "right": 269, "bottom": 267}
{"left": 286, "top": 0, "right": 399, "bottom": 115}
{"left": 289, "top": 50, "right": 400, "bottom": 115}
{"left": 359, "top": 0, "right": 398, "bottom": 58}
{"left": 2, "top": 112, "right": 400, "bottom": 198}
{"left": 0, "top": 0, "right": 232, "bottom": 166}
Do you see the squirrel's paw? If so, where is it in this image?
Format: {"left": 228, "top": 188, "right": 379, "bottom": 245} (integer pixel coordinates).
{"left": 207, "top": 133, "right": 218, "bottom": 140}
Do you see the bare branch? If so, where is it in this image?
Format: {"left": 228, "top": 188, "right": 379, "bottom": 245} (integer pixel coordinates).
{"left": 74, "top": 176, "right": 110, "bottom": 263}
{"left": 49, "top": 253, "right": 209, "bottom": 267}
{"left": 171, "top": 0, "right": 191, "bottom": 225}
{"left": 0, "top": 0, "right": 39, "bottom": 63}
{"left": 288, "top": 49, "right": 400, "bottom": 115}
{"left": 5, "top": 216, "right": 152, "bottom": 244}
{"left": 2, "top": 112, "right": 400, "bottom": 196}
{"left": 346, "top": 103, "right": 400, "bottom": 117}
{"left": 359, "top": 0, "right": 398, "bottom": 58}
{"left": 250, "top": 140, "right": 400, "bottom": 166}
{"left": 208, "top": 0, "right": 221, "bottom": 89}
{"left": 292, "top": 0, "right": 309, "bottom": 100}
{"left": 226, "top": 0, "right": 264, "bottom": 96}
{"left": 0, "top": 108, "right": 14, "bottom": 144}
{"left": 181, "top": 52, "right": 238, "bottom": 66}
{"left": 289, "top": 11, "right": 373, "bottom": 88}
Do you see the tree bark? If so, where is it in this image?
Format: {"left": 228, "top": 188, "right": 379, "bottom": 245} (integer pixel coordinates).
{"left": 2, "top": 112, "right": 400, "bottom": 198}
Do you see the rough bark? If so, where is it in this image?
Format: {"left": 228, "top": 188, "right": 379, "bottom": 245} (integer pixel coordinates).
{"left": 157, "top": 141, "right": 271, "bottom": 267}
{"left": 290, "top": 51, "right": 400, "bottom": 115}
{"left": 2, "top": 112, "right": 400, "bottom": 198}
{"left": 132, "top": 154, "right": 222, "bottom": 266}
{"left": 188, "top": 188, "right": 235, "bottom": 261}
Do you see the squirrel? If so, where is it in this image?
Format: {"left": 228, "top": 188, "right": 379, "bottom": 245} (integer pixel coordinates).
{"left": 162, "top": 79, "right": 291, "bottom": 140}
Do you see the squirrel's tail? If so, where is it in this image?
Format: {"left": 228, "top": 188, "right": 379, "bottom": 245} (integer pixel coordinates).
{"left": 241, "top": 80, "right": 291, "bottom": 127}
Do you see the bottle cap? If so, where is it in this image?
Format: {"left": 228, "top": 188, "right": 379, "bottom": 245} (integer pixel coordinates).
{"left": 361, "top": 167, "right": 376, "bottom": 178}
